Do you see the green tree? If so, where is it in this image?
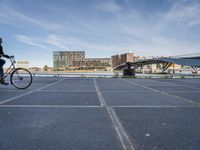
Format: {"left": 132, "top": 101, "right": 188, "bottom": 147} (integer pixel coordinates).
{"left": 43, "top": 65, "right": 48, "bottom": 71}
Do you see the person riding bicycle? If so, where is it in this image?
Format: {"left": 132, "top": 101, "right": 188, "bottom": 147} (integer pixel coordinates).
{"left": 0, "top": 37, "right": 12, "bottom": 85}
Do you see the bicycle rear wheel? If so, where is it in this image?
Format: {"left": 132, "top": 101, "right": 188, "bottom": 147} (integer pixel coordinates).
{"left": 11, "top": 68, "right": 32, "bottom": 89}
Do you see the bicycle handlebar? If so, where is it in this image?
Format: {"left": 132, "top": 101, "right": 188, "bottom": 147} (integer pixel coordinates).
{"left": 9, "top": 56, "right": 16, "bottom": 63}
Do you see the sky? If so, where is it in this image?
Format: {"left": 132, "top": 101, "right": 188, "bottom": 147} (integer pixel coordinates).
{"left": 0, "top": 0, "right": 200, "bottom": 67}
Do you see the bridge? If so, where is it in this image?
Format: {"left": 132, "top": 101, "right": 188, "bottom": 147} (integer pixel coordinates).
{"left": 170, "top": 53, "right": 200, "bottom": 59}
{"left": 115, "top": 53, "right": 200, "bottom": 75}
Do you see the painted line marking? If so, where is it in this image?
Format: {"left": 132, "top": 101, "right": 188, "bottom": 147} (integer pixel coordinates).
{"left": 0, "top": 105, "right": 101, "bottom": 108}
{"left": 0, "top": 105, "right": 198, "bottom": 108}
{"left": 0, "top": 90, "right": 23, "bottom": 92}
{"left": 93, "top": 78, "right": 105, "bottom": 107}
{"left": 112, "top": 105, "right": 200, "bottom": 108}
{"left": 101, "top": 91, "right": 158, "bottom": 93}
{"left": 102, "top": 90, "right": 198, "bottom": 93}
{"left": 122, "top": 79, "right": 200, "bottom": 106}
{"left": 38, "top": 90, "right": 96, "bottom": 93}
{"left": 151, "top": 79, "right": 200, "bottom": 90}
{"left": 0, "top": 78, "right": 67, "bottom": 105}
{"left": 108, "top": 107, "right": 135, "bottom": 150}
{"left": 126, "top": 80, "right": 179, "bottom": 87}
{"left": 167, "top": 91, "right": 200, "bottom": 93}
{"left": 94, "top": 78, "right": 135, "bottom": 150}
{"left": 175, "top": 79, "right": 200, "bottom": 84}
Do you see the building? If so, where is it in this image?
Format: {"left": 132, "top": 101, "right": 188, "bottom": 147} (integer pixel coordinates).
{"left": 17, "top": 61, "right": 29, "bottom": 69}
{"left": 53, "top": 51, "right": 112, "bottom": 70}
{"left": 53, "top": 51, "right": 85, "bottom": 70}
{"left": 111, "top": 52, "right": 136, "bottom": 68}
{"left": 168, "top": 64, "right": 182, "bottom": 70}
{"left": 72, "top": 58, "right": 111, "bottom": 68}
{"left": 85, "top": 58, "right": 111, "bottom": 66}
{"left": 29, "top": 67, "right": 41, "bottom": 72}
{"left": 120, "top": 53, "right": 134, "bottom": 64}
{"left": 111, "top": 55, "right": 121, "bottom": 68}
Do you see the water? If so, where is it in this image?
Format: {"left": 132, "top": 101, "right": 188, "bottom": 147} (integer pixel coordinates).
{"left": 32, "top": 72, "right": 118, "bottom": 78}
{"left": 31, "top": 71, "right": 200, "bottom": 79}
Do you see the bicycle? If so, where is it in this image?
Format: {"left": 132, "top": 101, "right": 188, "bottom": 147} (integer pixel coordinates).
{"left": 1, "top": 56, "right": 32, "bottom": 89}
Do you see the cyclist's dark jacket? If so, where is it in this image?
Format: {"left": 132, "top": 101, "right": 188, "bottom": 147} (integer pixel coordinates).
{"left": 0, "top": 45, "right": 9, "bottom": 58}
{"left": 0, "top": 45, "right": 3, "bottom": 55}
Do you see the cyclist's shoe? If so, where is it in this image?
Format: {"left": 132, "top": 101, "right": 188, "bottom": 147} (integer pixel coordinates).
{"left": 0, "top": 79, "right": 9, "bottom": 85}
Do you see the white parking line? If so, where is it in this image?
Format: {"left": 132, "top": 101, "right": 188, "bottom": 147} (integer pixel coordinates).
{"left": 169, "top": 79, "right": 200, "bottom": 84}
{"left": 93, "top": 78, "right": 105, "bottom": 107}
{"left": 112, "top": 105, "right": 199, "bottom": 108}
{"left": 122, "top": 79, "right": 200, "bottom": 106}
{"left": 0, "top": 78, "right": 66, "bottom": 105}
{"left": 151, "top": 79, "right": 200, "bottom": 90}
{"left": 0, "top": 105, "right": 101, "bottom": 108}
{"left": 108, "top": 107, "right": 135, "bottom": 150}
{"left": 0, "top": 90, "right": 23, "bottom": 92}
{"left": 93, "top": 78, "right": 135, "bottom": 150}
{"left": 167, "top": 91, "right": 200, "bottom": 93}
{"left": 101, "top": 91, "right": 157, "bottom": 93}
{"left": 38, "top": 90, "right": 96, "bottom": 93}
{"left": 0, "top": 105, "right": 197, "bottom": 108}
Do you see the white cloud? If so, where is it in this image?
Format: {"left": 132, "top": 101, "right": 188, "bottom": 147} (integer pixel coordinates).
{"left": 15, "top": 31, "right": 200, "bottom": 59}
{"left": 15, "top": 34, "right": 125, "bottom": 55}
{"left": 96, "top": 0, "right": 122, "bottom": 13}
{"left": 7, "top": 0, "right": 200, "bottom": 58}
{"left": 0, "top": 3, "right": 64, "bottom": 31}
{"left": 16, "top": 35, "right": 50, "bottom": 50}
{"left": 162, "top": 1, "right": 200, "bottom": 26}
{"left": 138, "top": 30, "right": 200, "bottom": 56}
{"left": 47, "top": 35, "right": 66, "bottom": 49}
{"left": 16, "top": 35, "right": 68, "bottom": 50}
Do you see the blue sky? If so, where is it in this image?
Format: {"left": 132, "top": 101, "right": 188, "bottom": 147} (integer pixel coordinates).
{"left": 0, "top": 0, "right": 200, "bottom": 67}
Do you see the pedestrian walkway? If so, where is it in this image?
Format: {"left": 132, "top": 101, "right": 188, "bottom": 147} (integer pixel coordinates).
{"left": 0, "top": 77, "right": 200, "bottom": 150}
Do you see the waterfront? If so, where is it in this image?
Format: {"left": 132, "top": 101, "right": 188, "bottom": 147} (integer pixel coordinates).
{"left": 30, "top": 70, "right": 200, "bottom": 78}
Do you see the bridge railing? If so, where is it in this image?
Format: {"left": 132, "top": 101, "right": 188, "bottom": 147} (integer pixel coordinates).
{"left": 170, "top": 53, "right": 200, "bottom": 58}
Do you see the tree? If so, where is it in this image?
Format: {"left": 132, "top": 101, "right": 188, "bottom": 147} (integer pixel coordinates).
{"left": 43, "top": 65, "right": 48, "bottom": 71}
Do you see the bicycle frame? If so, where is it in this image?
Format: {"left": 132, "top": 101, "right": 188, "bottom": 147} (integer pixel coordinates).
{"left": 3, "top": 58, "right": 16, "bottom": 79}
{"left": 1, "top": 57, "right": 33, "bottom": 89}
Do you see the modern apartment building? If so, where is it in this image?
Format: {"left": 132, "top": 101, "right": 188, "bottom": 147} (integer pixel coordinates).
{"left": 72, "top": 58, "right": 111, "bottom": 68}
{"left": 53, "top": 51, "right": 85, "bottom": 70}
{"left": 53, "top": 51, "right": 111, "bottom": 70}
{"left": 85, "top": 58, "right": 111, "bottom": 66}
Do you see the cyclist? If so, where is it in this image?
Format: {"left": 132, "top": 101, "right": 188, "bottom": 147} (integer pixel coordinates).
{"left": 0, "top": 37, "right": 12, "bottom": 85}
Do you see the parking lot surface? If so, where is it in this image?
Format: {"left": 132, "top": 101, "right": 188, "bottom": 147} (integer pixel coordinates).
{"left": 0, "top": 77, "right": 200, "bottom": 150}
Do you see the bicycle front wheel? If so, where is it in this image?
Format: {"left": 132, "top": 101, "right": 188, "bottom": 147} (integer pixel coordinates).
{"left": 11, "top": 68, "right": 33, "bottom": 89}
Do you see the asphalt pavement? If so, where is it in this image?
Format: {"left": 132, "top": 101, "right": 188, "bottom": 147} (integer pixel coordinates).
{"left": 0, "top": 77, "right": 200, "bottom": 150}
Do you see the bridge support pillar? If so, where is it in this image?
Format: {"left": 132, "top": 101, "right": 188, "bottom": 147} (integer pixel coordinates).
{"left": 123, "top": 62, "right": 135, "bottom": 77}
{"left": 123, "top": 69, "right": 135, "bottom": 76}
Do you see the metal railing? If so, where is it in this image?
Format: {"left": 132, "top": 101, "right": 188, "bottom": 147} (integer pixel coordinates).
{"left": 31, "top": 72, "right": 200, "bottom": 79}
{"left": 170, "top": 53, "right": 200, "bottom": 58}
